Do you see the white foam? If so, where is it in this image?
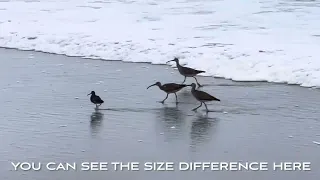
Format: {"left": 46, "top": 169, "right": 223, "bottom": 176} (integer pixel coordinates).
{"left": 1, "top": 0, "right": 320, "bottom": 87}
{"left": 313, "top": 141, "right": 320, "bottom": 145}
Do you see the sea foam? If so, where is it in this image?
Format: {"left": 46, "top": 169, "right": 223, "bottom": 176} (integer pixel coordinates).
{"left": 1, "top": 0, "right": 320, "bottom": 87}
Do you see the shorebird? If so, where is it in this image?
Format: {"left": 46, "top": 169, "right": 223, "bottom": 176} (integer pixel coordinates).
{"left": 167, "top": 57, "right": 205, "bottom": 87}
{"left": 190, "top": 83, "right": 220, "bottom": 112}
{"left": 147, "top": 82, "right": 190, "bottom": 104}
{"left": 87, "top": 91, "right": 104, "bottom": 108}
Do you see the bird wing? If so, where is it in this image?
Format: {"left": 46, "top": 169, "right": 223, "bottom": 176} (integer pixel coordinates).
{"left": 196, "top": 90, "right": 220, "bottom": 101}
{"left": 163, "top": 83, "right": 187, "bottom": 92}
{"left": 181, "top": 66, "right": 205, "bottom": 75}
{"left": 94, "top": 95, "right": 104, "bottom": 103}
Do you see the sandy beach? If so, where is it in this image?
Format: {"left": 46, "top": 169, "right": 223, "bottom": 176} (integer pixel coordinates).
{"left": 0, "top": 48, "right": 319, "bottom": 180}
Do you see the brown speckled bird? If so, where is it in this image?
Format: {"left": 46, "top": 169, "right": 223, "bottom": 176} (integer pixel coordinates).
{"left": 167, "top": 57, "right": 205, "bottom": 87}
{"left": 147, "top": 82, "right": 190, "bottom": 104}
{"left": 190, "top": 83, "right": 220, "bottom": 112}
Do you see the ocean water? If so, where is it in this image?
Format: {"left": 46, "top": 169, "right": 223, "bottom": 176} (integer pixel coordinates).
{"left": 0, "top": 0, "right": 320, "bottom": 87}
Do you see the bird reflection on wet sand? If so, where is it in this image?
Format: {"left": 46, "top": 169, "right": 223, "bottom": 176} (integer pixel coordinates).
{"left": 90, "top": 111, "right": 104, "bottom": 136}
{"left": 190, "top": 114, "right": 219, "bottom": 151}
{"left": 155, "top": 105, "right": 186, "bottom": 142}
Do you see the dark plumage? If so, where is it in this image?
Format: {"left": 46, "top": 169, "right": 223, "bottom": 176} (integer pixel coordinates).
{"left": 190, "top": 83, "right": 220, "bottom": 112}
{"left": 167, "top": 57, "right": 205, "bottom": 87}
{"left": 87, "top": 91, "right": 104, "bottom": 108}
{"left": 147, "top": 82, "right": 190, "bottom": 103}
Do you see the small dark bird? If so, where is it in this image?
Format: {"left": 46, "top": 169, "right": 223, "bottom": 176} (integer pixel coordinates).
{"left": 87, "top": 91, "right": 104, "bottom": 108}
{"left": 167, "top": 57, "right": 205, "bottom": 87}
{"left": 190, "top": 83, "right": 220, "bottom": 112}
{"left": 147, "top": 82, "right": 190, "bottom": 104}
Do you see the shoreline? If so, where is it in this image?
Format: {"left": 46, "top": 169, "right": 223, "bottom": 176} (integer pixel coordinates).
{"left": 1, "top": 47, "right": 318, "bottom": 89}
{"left": 1, "top": 48, "right": 319, "bottom": 180}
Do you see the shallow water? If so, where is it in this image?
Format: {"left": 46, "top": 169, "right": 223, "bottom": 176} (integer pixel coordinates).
{"left": 0, "top": 48, "right": 319, "bottom": 179}
{"left": 0, "top": 0, "right": 320, "bottom": 87}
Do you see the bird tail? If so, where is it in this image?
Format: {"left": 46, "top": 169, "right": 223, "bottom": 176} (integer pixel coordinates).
{"left": 213, "top": 96, "right": 220, "bottom": 101}
{"left": 199, "top": 70, "right": 205, "bottom": 73}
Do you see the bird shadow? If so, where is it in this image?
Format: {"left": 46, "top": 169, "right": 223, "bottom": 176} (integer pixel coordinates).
{"left": 154, "top": 105, "right": 186, "bottom": 141}
{"left": 192, "top": 107, "right": 226, "bottom": 114}
{"left": 189, "top": 114, "right": 219, "bottom": 151}
{"left": 90, "top": 111, "right": 104, "bottom": 136}
{"left": 94, "top": 107, "right": 154, "bottom": 113}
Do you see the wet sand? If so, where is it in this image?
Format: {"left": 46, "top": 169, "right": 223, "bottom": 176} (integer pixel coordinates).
{"left": 0, "top": 48, "right": 319, "bottom": 180}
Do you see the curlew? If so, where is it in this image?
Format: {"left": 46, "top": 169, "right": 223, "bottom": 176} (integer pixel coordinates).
{"left": 147, "top": 82, "right": 190, "bottom": 104}
{"left": 190, "top": 83, "right": 220, "bottom": 112}
{"left": 167, "top": 57, "right": 205, "bottom": 87}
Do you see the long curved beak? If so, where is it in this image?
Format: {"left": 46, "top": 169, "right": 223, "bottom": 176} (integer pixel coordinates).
{"left": 147, "top": 83, "right": 157, "bottom": 89}
{"left": 87, "top": 93, "right": 91, "bottom": 96}
{"left": 166, "top": 59, "right": 174, "bottom": 64}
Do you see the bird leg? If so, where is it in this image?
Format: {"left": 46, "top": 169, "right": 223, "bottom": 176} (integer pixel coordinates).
{"left": 174, "top": 93, "right": 178, "bottom": 104}
{"left": 181, "top": 76, "right": 186, "bottom": 84}
{"left": 192, "top": 102, "right": 202, "bottom": 111}
{"left": 203, "top": 102, "right": 209, "bottom": 112}
{"left": 95, "top": 104, "right": 98, "bottom": 109}
{"left": 160, "top": 94, "right": 169, "bottom": 104}
{"left": 193, "top": 76, "right": 203, "bottom": 87}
